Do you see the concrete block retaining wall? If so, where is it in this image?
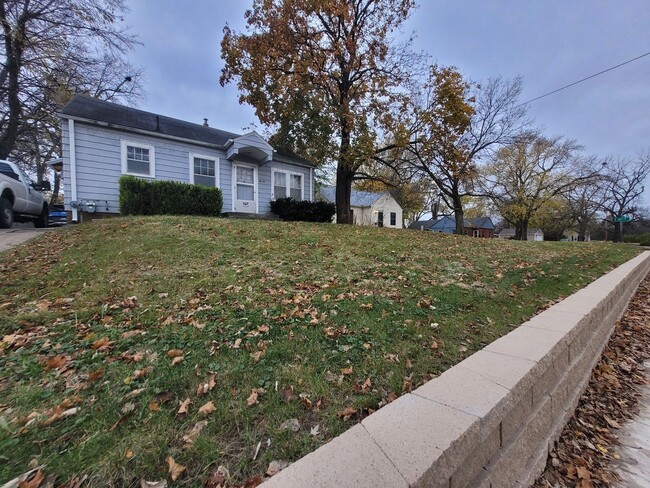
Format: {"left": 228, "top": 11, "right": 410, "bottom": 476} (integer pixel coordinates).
{"left": 262, "top": 252, "right": 650, "bottom": 488}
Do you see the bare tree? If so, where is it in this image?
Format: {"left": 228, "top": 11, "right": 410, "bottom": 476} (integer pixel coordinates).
{"left": 399, "top": 68, "right": 528, "bottom": 234}
{"left": 599, "top": 154, "right": 650, "bottom": 242}
{"left": 0, "top": 0, "right": 139, "bottom": 160}
{"left": 563, "top": 158, "right": 609, "bottom": 241}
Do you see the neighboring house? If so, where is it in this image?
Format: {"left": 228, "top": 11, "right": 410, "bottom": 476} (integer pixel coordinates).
{"left": 498, "top": 228, "right": 545, "bottom": 241}
{"left": 409, "top": 215, "right": 496, "bottom": 238}
{"left": 59, "top": 95, "right": 316, "bottom": 221}
{"left": 317, "top": 186, "right": 403, "bottom": 228}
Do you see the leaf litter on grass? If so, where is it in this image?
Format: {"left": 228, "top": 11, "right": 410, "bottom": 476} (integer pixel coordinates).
{"left": 0, "top": 216, "right": 641, "bottom": 486}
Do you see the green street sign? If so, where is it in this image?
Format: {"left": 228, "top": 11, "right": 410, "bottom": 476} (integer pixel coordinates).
{"left": 614, "top": 216, "right": 632, "bottom": 223}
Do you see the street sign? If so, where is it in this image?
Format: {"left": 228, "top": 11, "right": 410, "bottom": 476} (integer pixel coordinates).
{"left": 614, "top": 216, "right": 632, "bottom": 223}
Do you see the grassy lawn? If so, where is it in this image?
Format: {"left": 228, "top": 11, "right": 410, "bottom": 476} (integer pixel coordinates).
{"left": 0, "top": 217, "right": 640, "bottom": 486}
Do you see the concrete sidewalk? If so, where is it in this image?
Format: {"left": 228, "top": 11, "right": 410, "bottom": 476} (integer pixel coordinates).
{"left": 0, "top": 226, "right": 52, "bottom": 252}
{"left": 613, "top": 361, "right": 650, "bottom": 487}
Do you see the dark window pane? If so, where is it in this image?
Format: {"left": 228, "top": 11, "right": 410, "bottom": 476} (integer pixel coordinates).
{"left": 194, "top": 174, "right": 215, "bottom": 187}
{"left": 127, "top": 159, "right": 150, "bottom": 175}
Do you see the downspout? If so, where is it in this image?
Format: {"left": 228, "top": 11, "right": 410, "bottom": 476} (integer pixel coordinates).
{"left": 310, "top": 168, "right": 314, "bottom": 201}
{"left": 68, "top": 118, "right": 78, "bottom": 222}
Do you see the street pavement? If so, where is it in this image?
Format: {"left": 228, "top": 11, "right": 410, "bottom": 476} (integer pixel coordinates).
{"left": 0, "top": 225, "right": 52, "bottom": 252}
{"left": 613, "top": 361, "right": 650, "bottom": 487}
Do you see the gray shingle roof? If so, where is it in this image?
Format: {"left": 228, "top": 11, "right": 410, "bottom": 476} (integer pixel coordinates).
{"left": 61, "top": 95, "right": 240, "bottom": 146}
{"left": 318, "top": 186, "right": 386, "bottom": 207}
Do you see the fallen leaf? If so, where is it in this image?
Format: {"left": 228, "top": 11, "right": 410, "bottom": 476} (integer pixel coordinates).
{"left": 155, "top": 391, "right": 173, "bottom": 404}
{"left": 166, "top": 456, "right": 186, "bottom": 481}
{"left": 204, "top": 466, "right": 229, "bottom": 488}
{"left": 91, "top": 336, "right": 112, "bottom": 351}
{"left": 198, "top": 401, "right": 216, "bottom": 416}
{"left": 310, "top": 424, "right": 320, "bottom": 436}
{"left": 242, "top": 476, "right": 264, "bottom": 488}
{"left": 266, "top": 460, "right": 290, "bottom": 477}
{"left": 88, "top": 368, "right": 104, "bottom": 381}
{"left": 171, "top": 356, "right": 184, "bottom": 366}
{"left": 341, "top": 366, "right": 353, "bottom": 375}
{"left": 430, "top": 341, "right": 439, "bottom": 350}
{"left": 134, "top": 366, "right": 153, "bottom": 380}
{"left": 177, "top": 398, "right": 191, "bottom": 417}
{"left": 279, "top": 418, "right": 300, "bottom": 432}
{"left": 166, "top": 349, "right": 183, "bottom": 358}
{"left": 149, "top": 402, "right": 159, "bottom": 412}
{"left": 246, "top": 390, "right": 259, "bottom": 407}
{"left": 45, "top": 355, "right": 68, "bottom": 371}
{"left": 251, "top": 350, "right": 265, "bottom": 363}
{"left": 196, "top": 374, "right": 217, "bottom": 396}
{"left": 18, "top": 469, "right": 44, "bottom": 488}
{"left": 576, "top": 466, "right": 591, "bottom": 480}
{"left": 182, "top": 420, "right": 208, "bottom": 447}
{"left": 337, "top": 406, "right": 357, "bottom": 418}
{"left": 121, "top": 330, "right": 143, "bottom": 339}
{"left": 124, "top": 388, "right": 145, "bottom": 400}
{"left": 125, "top": 449, "right": 134, "bottom": 459}
{"left": 140, "top": 480, "right": 167, "bottom": 488}
{"left": 279, "top": 385, "right": 296, "bottom": 401}
{"left": 122, "top": 402, "right": 135, "bottom": 414}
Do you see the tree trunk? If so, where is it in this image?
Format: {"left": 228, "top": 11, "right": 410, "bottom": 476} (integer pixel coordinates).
{"left": 0, "top": 26, "right": 24, "bottom": 159}
{"left": 613, "top": 221, "right": 623, "bottom": 243}
{"left": 577, "top": 222, "right": 587, "bottom": 242}
{"left": 335, "top": 164, "right": 354, "bottom": 224}
{"left": 453, "top": 197, "right": 464, "bottom": 235}
{"left": 515, "top": 219, "right": 529, "bottom": 240}
{"left": 335, "top": 104, "right": 353, "bottom": 224}
{"left": 50, "top": 171, "right": 61, "bottom": 205}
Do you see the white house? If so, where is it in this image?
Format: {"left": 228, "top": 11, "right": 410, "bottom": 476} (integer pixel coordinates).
{"left": 318, "top": 186, "right": 403, "bottom": 228}
{"left": 59, "top": 95, "right": 316, "bottom": 221}
{"left": 497, "top": 228, "right": 545, "bottom": 241}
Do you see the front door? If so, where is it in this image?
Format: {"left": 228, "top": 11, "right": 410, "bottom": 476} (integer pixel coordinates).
{"left": 233, "top": 164, "right": 257, "bottom": 213}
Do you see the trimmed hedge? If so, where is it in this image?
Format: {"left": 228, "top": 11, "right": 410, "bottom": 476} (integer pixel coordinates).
{"left": 119, "top": 175, "right": 222, "bottom": 216}
{"left": 270, "top": 197, "right": 335, "bottom": 223}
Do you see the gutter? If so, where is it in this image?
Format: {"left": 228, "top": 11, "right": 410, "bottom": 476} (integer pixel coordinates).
{"left": 58, "top": 115, "right": 317, "bottom": 169}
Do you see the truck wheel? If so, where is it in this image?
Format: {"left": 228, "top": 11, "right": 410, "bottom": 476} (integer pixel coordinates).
{"left": 0, "top": 196, "right": 14, "bottom": 228}
{"left": 34, "top": 204, "right": 48, "bottom": 228}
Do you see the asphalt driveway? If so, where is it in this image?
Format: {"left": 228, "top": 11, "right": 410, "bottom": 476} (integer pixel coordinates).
{"left": 0, "top": 226, "right": 53, "bottom": 253}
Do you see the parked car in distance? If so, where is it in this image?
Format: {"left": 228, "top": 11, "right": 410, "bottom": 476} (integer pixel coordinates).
{"left": 0, "top": 159, "right": 51, "bottom": 228}
{"left": 48, "top": 204, "right": 67, "bottom": 226}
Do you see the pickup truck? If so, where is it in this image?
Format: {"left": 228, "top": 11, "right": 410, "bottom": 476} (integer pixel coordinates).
{"left": 0, "top": 159, "right": 51, "bottom": 228}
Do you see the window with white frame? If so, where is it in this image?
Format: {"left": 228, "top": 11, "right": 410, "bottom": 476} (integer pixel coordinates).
{"left": 272, "top": 169, "right": 303, "bottom": 200}
{"left": 121, "top": 141, "right": 155, "bottom": 177}
{"left": 191, "top": 155, "right": 218, "bottom": 187}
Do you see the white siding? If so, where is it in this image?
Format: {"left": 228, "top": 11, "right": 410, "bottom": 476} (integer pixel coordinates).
{"left": 60, "top": 120, "right": 313, "bottom": 215}
{"left": 370, "top": 194, "right": 403, "bottom": 228}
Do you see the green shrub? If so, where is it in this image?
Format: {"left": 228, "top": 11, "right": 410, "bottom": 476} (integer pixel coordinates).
{"left": 624, "top": 233, "right": 650, "bottom": 244}
{"left": 270, "top": 197, "right": 335, "bottom": 222}
{"left": 119, "top": 175, "right": 222, "bottom": 216}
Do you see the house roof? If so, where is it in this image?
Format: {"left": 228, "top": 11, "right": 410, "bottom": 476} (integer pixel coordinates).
{"left": 409, "top": 215, "right": 495, "bottom": 231}
{"left": 318, "top": 186, "right": 387, "bottom": 207}
{"left": 59, "top": 95, "right": 317, "bottom": 167}
{"left": 61, "top": 95, "right": 239, "bottom": 146}
{"left": 466, "top": 217, "right": 495, "bottom": 230}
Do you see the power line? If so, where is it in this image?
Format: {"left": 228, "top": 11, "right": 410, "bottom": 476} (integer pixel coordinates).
{"left": 518, "top": 50, "right": 650, "bottom": 107}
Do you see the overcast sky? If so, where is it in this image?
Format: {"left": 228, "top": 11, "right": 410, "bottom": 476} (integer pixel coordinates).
{"left": 124, "top": 1, "right": 650, "bottom": 198}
